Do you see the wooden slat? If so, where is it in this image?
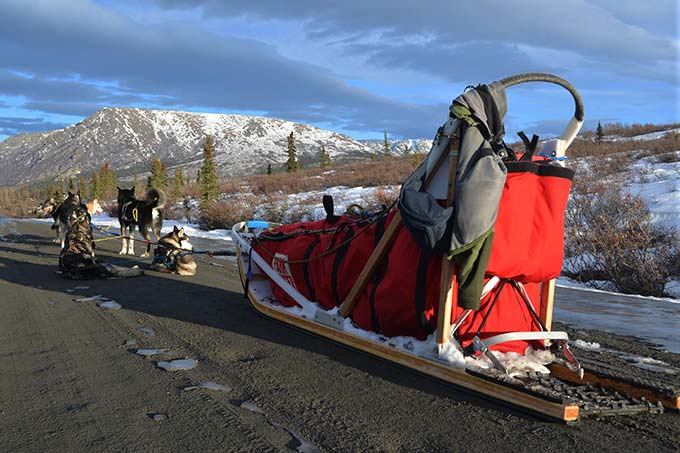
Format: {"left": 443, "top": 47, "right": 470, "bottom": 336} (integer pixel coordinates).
{"left": 540, "top": 279, "right": 555, "bottom": 330}
{"left": 435, "top": 148, "right": 459, "bottom": 345}
{"left": 549, "top": 364, "right": 680, "bottom": 410}
{"left": 338, "top": 212, "right": 402, "bottom": 317}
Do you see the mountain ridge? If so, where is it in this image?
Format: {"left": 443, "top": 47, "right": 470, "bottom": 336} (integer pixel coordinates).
{"left": 0, "top": 107, "right": 433, "bottom": 185}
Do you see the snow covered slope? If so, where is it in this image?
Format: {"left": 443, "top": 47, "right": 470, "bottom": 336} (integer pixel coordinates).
{"left": 0, "top": 107, "right": 381, "bottom": 185}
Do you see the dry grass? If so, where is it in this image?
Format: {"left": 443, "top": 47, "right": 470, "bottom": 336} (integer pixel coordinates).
{"left": 0, "top": 187, "right": 43, "bottom": 218}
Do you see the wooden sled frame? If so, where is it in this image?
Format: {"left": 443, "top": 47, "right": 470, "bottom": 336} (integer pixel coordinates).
{"left": 231, "top": 223, "right": 580, "bottom": 422}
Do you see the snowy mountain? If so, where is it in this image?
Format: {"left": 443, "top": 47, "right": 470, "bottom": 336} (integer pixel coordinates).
{"left": 0, "top": 107, "right": 422, "bottom": 185}
{"left": 360, "top": 138, "right": 433, "bottom": 156}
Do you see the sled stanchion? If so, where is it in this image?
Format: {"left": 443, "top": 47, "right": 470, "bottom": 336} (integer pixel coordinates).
{"left": 338, "top": 212, "right": 402, "bottom": 318}
{"left": 338, "top": 136, "right": 455, "bottom": 319}
{"left": 540, "top": 279, "right": 555, "bottom": 330}
{"left": 435, "top": 144, "right": 459, "bottom": 347}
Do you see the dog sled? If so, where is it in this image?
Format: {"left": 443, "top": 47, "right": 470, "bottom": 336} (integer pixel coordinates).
{"left": 231, "top": 73, "right": 679, "bottom": 421}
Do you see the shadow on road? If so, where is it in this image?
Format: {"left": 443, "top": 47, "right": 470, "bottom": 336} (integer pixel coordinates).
{"left": 0, "top": 230, "right": 541, "bottom": 422}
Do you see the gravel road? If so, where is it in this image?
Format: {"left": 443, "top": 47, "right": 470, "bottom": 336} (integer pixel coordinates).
{"left": 0, "top": 218, "right": 678, "bottom": 452}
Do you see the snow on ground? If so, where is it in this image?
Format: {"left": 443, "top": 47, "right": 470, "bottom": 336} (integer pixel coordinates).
{"left": 606, "top": 128, "right": 680, "bottom": 142}
{"left": 156, "top": 358, "right": 198, "bottom": 371}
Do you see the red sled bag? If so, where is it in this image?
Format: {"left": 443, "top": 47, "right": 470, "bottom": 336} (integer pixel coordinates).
{"left": 487, "top": 160, "right": 574, "bottom": 283}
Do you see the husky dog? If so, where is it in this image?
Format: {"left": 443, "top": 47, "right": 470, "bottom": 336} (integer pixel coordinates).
{"left": 52, "top": 194, "right": 104, "bottom": 247}
{"left": 51, "top": 191, "right": 83, "bottom": 248}
{"left": 59, "top": 204, "right": 143, "bottom": 279}
{"left": 85, "top": 199, "right": 104, "bottom": 216}
{"left": 42, "top": 193, "right": 61, "bottom": 217}
{"left": 150, "top": 226, "right": 197, "bottom": 276}
{"left": 117, "top": 187, "right": 166, "bottom": 257}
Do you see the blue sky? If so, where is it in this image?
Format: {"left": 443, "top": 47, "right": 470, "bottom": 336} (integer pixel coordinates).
{"left": 0, "top": 0, "right": 677, "bottom": 142}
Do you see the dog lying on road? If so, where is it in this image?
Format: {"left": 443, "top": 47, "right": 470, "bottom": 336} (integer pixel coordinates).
{"left": 59, "top": 204, "right": 143, "bottom": 280}
{"left": 150, "top": 226, "right": 197, "bottom": 276}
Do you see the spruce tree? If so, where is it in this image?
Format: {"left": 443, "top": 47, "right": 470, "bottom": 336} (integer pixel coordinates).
{"left": 382, "top": 131, "right": 390, "bottom": 157}
{"left": 596, "top": 121, "right": 604, "bottom": 142}
{"left": 319, "top": 144, "right": 331, "bottom": 168}
{"left": 199, "top": 135, "right": 219, "bottom": 204}
{"left": 99, "top": 160, "right": 117, "bottom": 199}
{"left": 266, "top": 164, "right": 272, "bottom": 175}
{"left": 78, "top": 176, "right": 88, "bottom": 199}
{"left": 133, "top": 168, "right": 143, "bottom": 194}
{"left": 412, "top": 152, "right": 421, "bottom": 168}
{"left": 285, "top": 131, "right": 299, "bottom": 172}
{"left": 149, "top": 158, "right": 168, "bottom": 189}
{"left": 90, "top": 170, "right": 101, "bottom": 199}
{"left": 402, "top": 143, "right": 410, "bottom": 156}
{"left": 57, "top": 176, "right": 65, "bottom": 198}
{"left": 171, "top": 167, "right": 183, "bottom": 200}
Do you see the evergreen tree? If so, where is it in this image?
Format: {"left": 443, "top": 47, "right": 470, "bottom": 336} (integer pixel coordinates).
{"left": 412, "top": 152, "right": 422, "bottom": 168}
{"left": 402, "top": 143, "right": 410, "bottom": 156}
{"left": 57, "top": 176, "right": 65, "bottom": 198}
{"left": 266, "top": 164, "right": 272, "bottom": 175}
{"left": 171, "top": 167, "right": 183, "bottom": 200}
{"left": 319, "top": 144, "right": 331, "bottom": 168}
{"left": 285, "top": 131, "right": 299, "bottom": 172}
{"left": 199, "top": 135, "right": 219, "bottom": 204}
{"left": 382, "top": 131, "right": 390, "bottom": 157}
{"left": 596, "top": 121, "right": 604, "bottom": 142}
{"left": 78, "top": 176, "right": 88, "bottom": 199}
{"left": 149, "top": 158, "right": 168, "bottom": 189}
{"left": 133, "top": 168, "right": 143, "bottom": 194}
{"left": 90, "top": 170, "right": 101, "bottom": 199}
{"left": 99, "top": 160, "right": 117, "bottom": 199}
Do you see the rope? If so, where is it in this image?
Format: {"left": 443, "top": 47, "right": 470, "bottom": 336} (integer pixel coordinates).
{"left": 91, "top": 224, "right": 154, "bottom": 244}
{"left": 252, "top": 200, "right": 396, "bottom": 266}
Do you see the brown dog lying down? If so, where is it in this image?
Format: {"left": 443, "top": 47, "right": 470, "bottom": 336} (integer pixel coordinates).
{"left": 150, "top": 226, "right": 197, "bottom": 276}
{"left": 59, "top": 204, "right": 143, "bottom": 280}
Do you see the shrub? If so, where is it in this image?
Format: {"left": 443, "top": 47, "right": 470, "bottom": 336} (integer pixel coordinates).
{"left": 197, "top": 199, "right": 256, "bottom": 230}
{"left": 564, "top": 180, "right": 680, "bottom": 297}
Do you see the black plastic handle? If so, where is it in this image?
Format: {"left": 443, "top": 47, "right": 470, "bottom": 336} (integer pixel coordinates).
{"left": 498, "top": 73, "right": 584, "bottom": 122}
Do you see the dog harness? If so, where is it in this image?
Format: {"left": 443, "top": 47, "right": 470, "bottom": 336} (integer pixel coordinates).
{"left": 121, "top": 202, "right": 139, "bottom": 223}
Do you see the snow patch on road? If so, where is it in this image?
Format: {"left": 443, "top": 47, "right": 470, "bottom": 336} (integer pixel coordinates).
{"left": 184, "top": 381, "right": 231, "bottom": 392}
{"left": 157, "top": 358, "right": 198, "bottom": 371}
{"left": 135, "top": 348, "right": 168, "bottom": 357}
{"left": 97, "top": 300, "right": 122, "bottom": 310}
{"left": 573, "top": 339, "right": 601, "bottom": 351}
{"left": 138, "top": 327, "right": 155, "bottom": 337}
{"left": 239, "top": 400, "right": 263, "bottom": 413}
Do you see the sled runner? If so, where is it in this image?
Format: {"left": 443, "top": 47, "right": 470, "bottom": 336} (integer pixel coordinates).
{"left": 231, "top": 73, "right": 679, "bottom": 420}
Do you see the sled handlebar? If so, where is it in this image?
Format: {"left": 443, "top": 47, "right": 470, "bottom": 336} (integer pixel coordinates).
{"left": 499, "top": 73, "right": 584, "bottom": 158}
{"left": 499, "top": 73, "right": 584, "bottom": 121}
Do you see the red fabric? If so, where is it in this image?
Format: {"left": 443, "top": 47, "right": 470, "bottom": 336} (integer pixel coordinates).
{"left": 487, "top": 161, "right": 572, "bottom": 282}
{"left": 487, "top": 168, "right": 539, "bottom": 278}
{"left": 253, "top": 218, "right": 338, "bottom": 308}
{"left": 453, "top": 281, "right": 543, "bottom": 353}
{"left": 252, "top": 162, "right": 572, "bottom": 355}
{"left": 522, "top": 167, "right": 572, "bottom": 282}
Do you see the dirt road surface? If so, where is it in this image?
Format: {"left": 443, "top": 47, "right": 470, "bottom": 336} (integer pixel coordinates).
{"left": 1, "top": 218, "right": 678, "bottom": 452}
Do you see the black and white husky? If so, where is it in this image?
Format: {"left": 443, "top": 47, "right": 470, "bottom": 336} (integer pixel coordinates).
{"left": 117, "top": 187, "right": 166, "bottom": 256}
{"left": 151, "top": 226, "right": 197, "bottom": 276}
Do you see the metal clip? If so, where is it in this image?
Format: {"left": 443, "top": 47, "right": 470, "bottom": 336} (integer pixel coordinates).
{"left": 472, "top": 336, "right": 507, "bottom": 374}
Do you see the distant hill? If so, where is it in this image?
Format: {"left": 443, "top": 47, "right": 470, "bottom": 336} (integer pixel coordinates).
{"left": 0, "top": 107, "right": 432, "bottom": 186}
